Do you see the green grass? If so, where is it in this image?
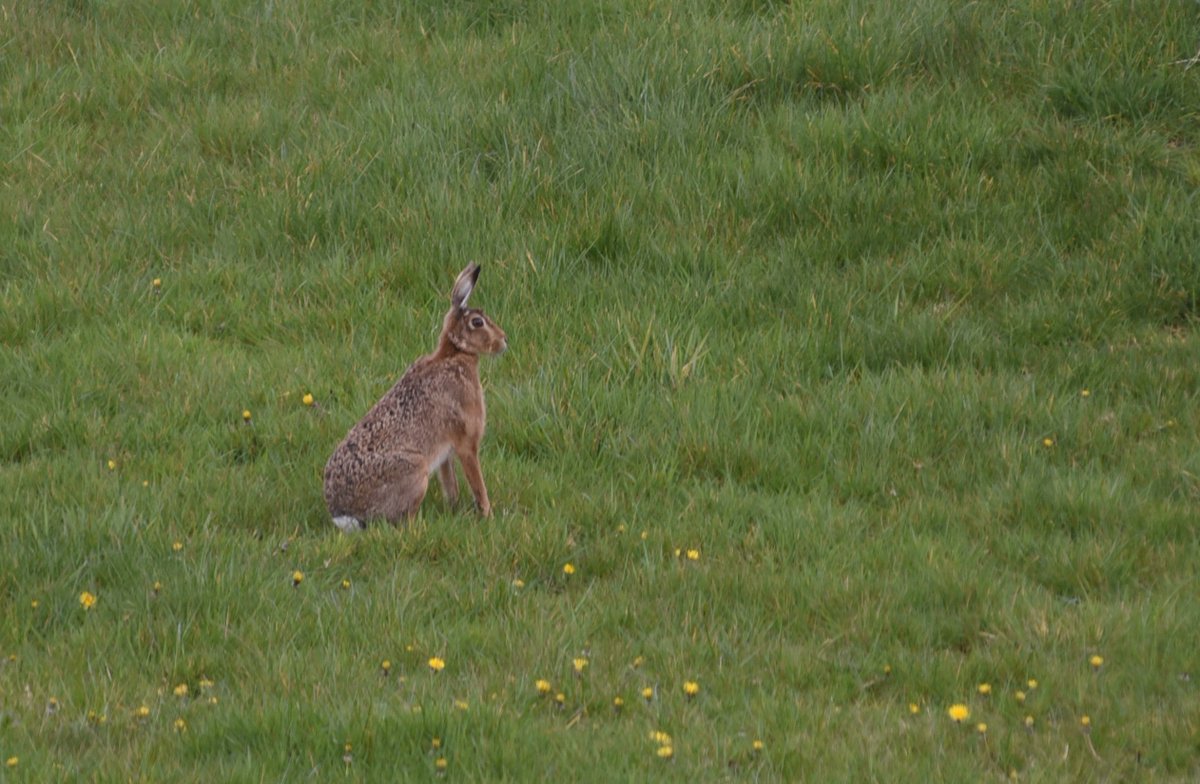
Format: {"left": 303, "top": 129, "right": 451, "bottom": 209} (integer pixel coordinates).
{"left": 3, "top": 0, "right": 1200, "bottom": 779}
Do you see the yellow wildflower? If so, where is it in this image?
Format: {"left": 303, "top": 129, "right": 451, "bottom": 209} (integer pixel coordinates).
{"left": 572, "top": 657, "right": 588, "bottom": 674}
{"left": 292, "top": 570, "right": 304, "bottom": 587}
{"left": 1089, "top": 655, "right": 1103, "bottom": 670}
{"left": 6, "top": 757, "right": 17, "bottom": 768}
{"left": 242, "top": 409, "right": 252, "bottom": 422}
{"left": 641, "top": 686, "right": 654, "bottom": 701}
{"left": 535, "top": 679, "right": 552, "bottom": 695}
{"left": 686, "top": 549, "right": 700, "bottom": 561}
{"left": 752, "top": 739, "right": 765, "bottom": 753}
{"left": 976, "top": 723, "right": 988, "bottom": 735}
{"left": 428, "top": 657, "right": 445, "bottom": 673}
{"left": 79, "top": 591, "right": 97, "bottom": 610}
{"left": 562, "top": 563, "right": 575, "bottom": 576}
{"left": 135, "top": 705, "right": 150, "bottom": 719}
{"left": 947, "top": 704, "right": 970, "bottom": 723}
{"left": 173, "top": 683, "right": 188, "bottom": 697}
{"left": 174, "top": 718, "right": 187, "bottom": 733}
{"left": 302, "top": 393, "right": 315, "bottom": 406}
{"left": 908, "top": 703, "right": 921, "bottom": 715}
{"left": 683, "top": 681, "right": 700, "bottom": 698}
{"left": 650, "top": 730, "right": 672, "bottom": 745}
{"left": 656, "top": 745, "right": 674, "bottom": 760}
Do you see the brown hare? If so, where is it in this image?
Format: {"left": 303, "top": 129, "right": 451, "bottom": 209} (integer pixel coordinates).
{"left": 323, "top": 263, "right": 507, "bottom": 530}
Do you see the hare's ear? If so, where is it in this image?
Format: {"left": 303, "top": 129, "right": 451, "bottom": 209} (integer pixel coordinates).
{"left": 450, "top": 263, "right": 481, "bottom": 311}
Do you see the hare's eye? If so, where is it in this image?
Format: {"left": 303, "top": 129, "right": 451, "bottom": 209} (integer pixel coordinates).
{"left": 470, "top": 316, "right": 485, "bottom": 329}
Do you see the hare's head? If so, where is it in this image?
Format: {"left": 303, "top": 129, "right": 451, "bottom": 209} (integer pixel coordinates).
{"left": 443, "top": 263, "right": 507, "bottom": 356}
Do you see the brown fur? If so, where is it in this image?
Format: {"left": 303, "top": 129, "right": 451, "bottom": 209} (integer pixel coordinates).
{"left": 323, "top": 264, "right": 507, "bottom": 527}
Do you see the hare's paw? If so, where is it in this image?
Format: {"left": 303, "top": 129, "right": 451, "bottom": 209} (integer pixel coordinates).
{"left": 332, "top": 515, "right": 365, "bottom": 533}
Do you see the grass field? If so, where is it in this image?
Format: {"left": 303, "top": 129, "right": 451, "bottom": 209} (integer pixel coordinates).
{"left": 3, "top": 0, "right": 1200, "bottom": 779}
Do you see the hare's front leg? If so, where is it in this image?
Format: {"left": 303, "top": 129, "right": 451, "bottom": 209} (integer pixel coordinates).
{"left": 456, "top": 445, "right": 492, "bottom": 518}
{"left": 437, "top": 459, "right": 460, "bottom": 507}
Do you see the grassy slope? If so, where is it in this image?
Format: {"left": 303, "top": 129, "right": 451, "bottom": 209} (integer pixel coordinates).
{"left": 2, "top": 0, "right": 1199, "bottom": 780}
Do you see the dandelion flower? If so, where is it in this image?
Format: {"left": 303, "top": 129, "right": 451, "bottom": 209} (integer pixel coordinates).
{"left": 573, "top": 657, "right": 588, "bottom": 674}
{"left": 632, "top": 656, "right": 645, "bottom": 668}
{"left": 977, "top": 683, "right": 992, "bottom": 696}
{"left": 1080, "top": 715, "right": 1091, "bottom": 730}
{"left": 242, "top": 409, "right": 252, "bottom": 422}
{"left": 174, "top": 718, "right": 187, "bottom": 732}
{"left": 686, "top": 549, "right": 700, "bottom": 561}
{"left": 947, "top": 704, "right": 970, "bottom": 723}
{"left": 30, "top": 599, "right": 39, "bottom": 609}
{"left": 641, "top": 686, "right": 654, "bottom": 701}
{"left": 172, "top": 541, "right": 183, "bottom": 552}
{"left": 431, "top": 737, "right": 441, "bottom": 750}
{"left": 752, "top": 739, "right": 765, "bottom": 753}
{"left": 428, "top": 657, "right": 445, "bottom": 673}
{"left": 908, "top": 703, "right": 921, "bottom": 715}
{"left": 302, "top": 393, "right": 315, "bottom": 406}
{"left": 1042, "top": 437, "right": 1053, "bottom": 447}
{"left": 107, "top": 459, "right": 117, "bottom": 471}
{"left": 683, "top": 681, "right": 700, "bottom": 698}
{"left": 341, "top": 579, "right": 351, "bottom": 590}
{"left": 173, "top": 683, "right": 188, "bottom": 697}
{"left": 6, "top": 757, "right": 17, "bottom": 768}
{"left": 135, "top": 705, "right": 150, "bottom": 719}
{"left": 656, "top": 745, "right": 674, "bottom": 760}
{"left": 1026, "top": 679, "right": 1038, "bottom": 690}
{"left": 1081, "top": 389, "right": 1090, "bottom": 398}
{"left": 554, "top": 692, "right": 565, "bottom": 707}
{"left": 883, "top": 664, "right": 892, "bottom": 676}
{"left": 1089, "top": 655, "right": 1104, "bottom": 670}
{"left": 435, "top": 757, "right": 448, "bottom": 773}
{"left": 976, "top": 723, "right": 988, "bottom": 735}
{"left": 613, "top": 696, "right": 624, "bottom": 710}
{"left": 453, "top": 699, "right": 468, "bottom": 711}
{"left": 512, "top": 578, "right": 525, "bottom": 589}
{"left": 535, "top": 679, "right": 552, "bottom": 695}
{"left": 152, "top": 581, "right": 162, "bottom": 595}
{"left": 562, "top": 563, "right": 575, "bottom": 576}
{"left": 381, "top": 660, "right": 392, "bottom": 676}
{"left": 1015, "top": 690, "right": 1026, "bottom": 703}
{"left": 650, "top": 731, "right": 672, "bottom": 745}
{"left": 640, "top": 530, "right": 648, "bottom": 540}
{"left": 292, "top": 570, "right": 304, "bottom": 587}
{"left": 79, "top": 591, "right": 97, "bottom": 610}
{"left": 1024, "top": 715, "right": 1035, "bottom": 729}
{"left": 199, "top": 677, "right": 214, "bottom": 690}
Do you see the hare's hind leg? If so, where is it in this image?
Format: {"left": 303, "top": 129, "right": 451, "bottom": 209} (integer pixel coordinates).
{"left": 374, "top": 473, "right": 430, "bottom": 523}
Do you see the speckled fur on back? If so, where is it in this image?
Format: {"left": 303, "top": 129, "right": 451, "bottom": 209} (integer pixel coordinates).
{"left": 323, "top": 264, "right": 507, "bottom": 528}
